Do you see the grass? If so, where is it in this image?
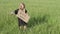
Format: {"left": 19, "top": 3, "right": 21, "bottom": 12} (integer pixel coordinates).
{"left": 0, "top": 0, "right": 60, "bottom": 34}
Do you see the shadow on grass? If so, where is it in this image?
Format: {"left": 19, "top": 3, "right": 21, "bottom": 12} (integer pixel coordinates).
{"left": 28, "top": 15, "right": 50, "bottom": 28}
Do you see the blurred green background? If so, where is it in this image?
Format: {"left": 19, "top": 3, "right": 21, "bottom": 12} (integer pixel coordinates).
{"left": 0, "top": 0, "right": 60, "bottom": 34}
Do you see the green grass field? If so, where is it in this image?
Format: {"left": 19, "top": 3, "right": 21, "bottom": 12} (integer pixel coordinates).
{"left": 0, "top": 0, "right": 60, "bottom": 34}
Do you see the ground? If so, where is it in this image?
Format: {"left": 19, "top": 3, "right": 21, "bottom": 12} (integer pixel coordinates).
{"left": 0, "top": 0, "right": 60, "bottom": 34}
